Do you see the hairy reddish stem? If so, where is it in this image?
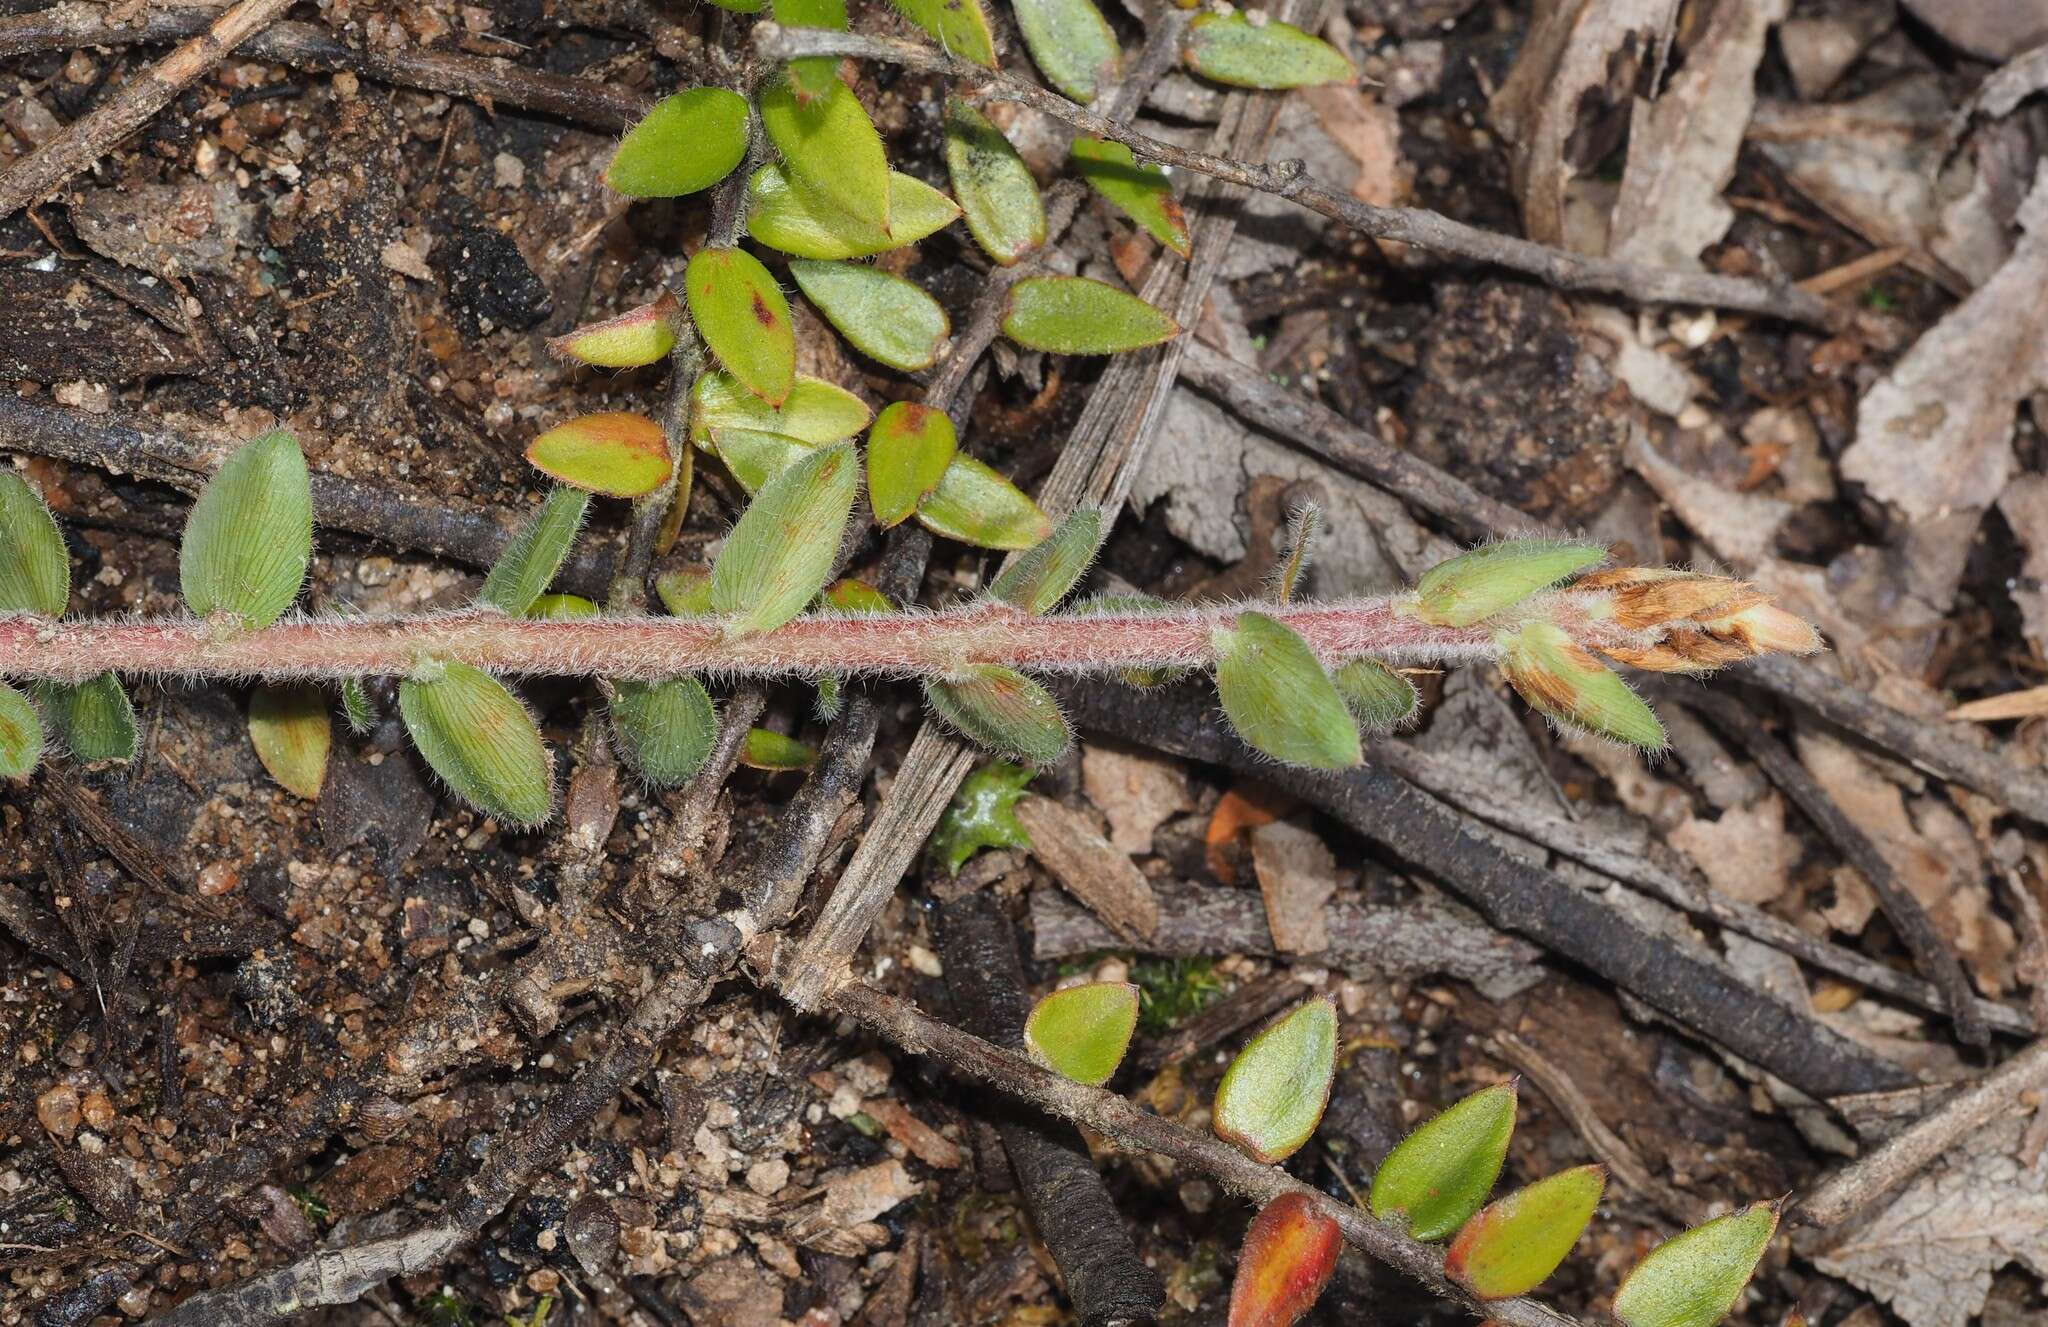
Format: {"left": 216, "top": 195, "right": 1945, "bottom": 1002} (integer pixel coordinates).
{"left": 0, "top": 597, "right": 1626, "bottom": 684}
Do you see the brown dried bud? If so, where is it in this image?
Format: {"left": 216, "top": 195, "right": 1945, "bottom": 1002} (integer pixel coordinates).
{"left": 1582, "top": 570, "right": 1822, "bottom": 674}
{"left": 1577, "top": 568, "right": 1757, "bottom": 631}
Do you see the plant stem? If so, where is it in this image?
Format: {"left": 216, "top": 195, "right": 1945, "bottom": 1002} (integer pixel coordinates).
{"left": 0, "top": 598, "right": 1566, "bottom": 684}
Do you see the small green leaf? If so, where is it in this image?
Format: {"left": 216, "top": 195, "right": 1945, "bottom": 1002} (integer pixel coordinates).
{"left": 1003, "top": 276, "right": 1180, "bottom": 355}
{"left": 339, "top": 678, "right": 376, "bottom": 735}
{"left": 0, "top": 682, "right": 43, "bottom": 777}
{"left": 867, "top": 403, "right": 958, "bottom": 528}
{"left": 0, "top": 471, "right": 68, "bottom": 616}
{"left": 758, "top": 75, "right": 891, "bottom": 231}
{"left": 707, "top": 0, "right": 765, "bottom": 11}
{"left": 248, "top": 682, "right": 331, "bottom": 800}
{"left": 1184, "top": 13, "right": 1356, "bottom": 89}
{"left": 773, "top": 0, "right": 850, "bottom": 101}
{"left": 1498, "top": 620, "right": 1665, "bottom": 750}
{"left": 1228, "top": 1192, "right": 1341, "bottom": 1327}
{"left": 741, "top": 726, "right": 816, "bottom": 770}
{"left": 710, "top": 442, "right": 859, "bottom": 637}
{"left": 1212, "top": 612, "right": 1361, "bottom": 769}
{"left": 1411, "top": 540, "right": 1606, "bottom": 628}
{"left": 548, "top": 292, "right": 682, "bottom": 368}
{"left": 1012, "top": 0, "right": 1121, "bottom": 102}
{"left": 927, "top": 759, "right": 1034, "bottom": 874}
{"left": 655, "top": 568, "right": 715, "bottom": 617}
{"left": 823, "top": 578, "right": 892, "bottom": 615}
{"left": 526, "top": 413, "right": 672, "bottom": 499}
{"left": 181, "top": 429, "right": 312, "bottom": 629}
{"left": 690, "top": 372, "right": 872, "bottom": 450}
{"left": 1612, "top": 1202, "right": 1780, "bottom": 1327}
{"left": 1071, "top": 138, "right": 1190, "bottom": 257}
{"left": 746, "top": 164, "right": 960, "bottom": 259}
{"left": 915, "top": 455, "right": 1052, "bottom": 550}
{"left": 35, "top": 674, "right": 136, "bottom": 763}
{"left": 1446, "top": 1165, "right": 1606, "bottom": 1299}
{"left": 789, "top": 259, "right": 950, "bottom": 372}
{"left": 988, "top": 505, "right": 1103, "bottom": 614}
{"left": 1025, "top": 982, "right": 1139, "bottom": 1086}
{"left": 711, "top": 428, "right": 821, "bottom": 495}
{"left": 610, "top": 677, "right": 717, "bottom": 786}
{"left": 527, "top": 593, "right": 599, "bottom": 620}
{"left": 400, "top": 662, "right": 553, "bottom": 827}
{"left": 687, "top": 247, "right": 797, "bottom": 407}
{"left": 605, "top": 88, "right": 751, "bottom": 198}
{"left": 1332, "top": 659, "right": 1417, "bottom": 733}
{"left": 481, "top": 488, "right": 591, "bottom": 616}
{"left": 944, "top": 99, "right": 1045, "bottom": 266}
{"left": 1368, "top": 1080, "right": 1517, "bottom": 1241}
{"left": 887, "top": 0, "right": 996, "bottom": 64}
{"left": 1212, "top": 997, "right": 1338, "bottom": 1164}
{"left": 925, "top": 664, "right": 1071, "bottom": 764}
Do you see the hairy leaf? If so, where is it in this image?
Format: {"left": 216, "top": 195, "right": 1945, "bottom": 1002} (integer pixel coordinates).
{"left": 711, "top": 427, "right": 821, "bottom": 496}
{"left": 741, "top": 727, "right": 816, "bottom": 770}
{"left": 1212, "top": 612, "right": 1361, "bottom": 769}
{"left": 710, "top": 443, "right": 859, "bottom": 636}
{"left": 928, "top": 759, "right": 1035, "bottom": 875}
{"left": 1071, "top": 138, "right": 1190, "bottom": 256}
{"left": 1332, "top": 658, "right": 1417, "bottom": 733}
{"left": 339, "top": 678, "right": 376, "bottom": 735}
{"left": 758, "top": 74, "right": 890, "bottom": 230}
{"left": 527, "top": 593, "right": 598, "bottom": 619}
{"left": 480, "top": 488, "right": 591, "bottom": 616}
{"left": 35, "top": 674, "right": 136, "bottom": 763}
{"left": 1446, "top": 1165, "right": 1606, "bottom": 1299}
{"left": 1212, "top": 997, "right": 1338, "bottom": 1164}
{"left": 605, "top": 89, "right": 751, "bottom": 198}
{"left": 655, "top": 568, "right": 715, "bottom": 618}
{"left": 0, "top": 471, "right": 68, "bottom": 616}
{"left": 1369, "top": 1080, "right": 1517, "bottom": 1241}
{"left": 746, "top": 164, "right": 959, "bottom": 259}
{"left": 1024, "top": 981, "right": 1139, "bottom": 1086}
{"left": 690, "top": 372, "right": 872, "bottom": 450}
{"left": 887, "top": 0, "right": 996, "bottom": 65}
{"left": 686, "top": 247, "right": 797, "bottom": 407}
{"left": 1411, "top": 539, "right": 1605, "bottom": 627}
{"left": 0, "top": 682, "right": 41, "bottom": 777}
{"left": 400, "top": 663, "right": 553, "bottom": 826}
{"left": 867, "top": 403, "right": 958, "bottom": 528}
{"left": 988, "top": 505, "right": 1103, "bottom": 614}
{"left": 1228, "top": 1192, "right": 1340, "bottom": 1327}
{"left": 915, "top": 455, "right": 1052, "bottom": 550}
{"left": 548, "top": 292, "right": 682, "bottom": 368}
{"left": 790, "top": 259, "right": 950, "bottom": 372}
{"left": 925, "top": 664, "right": 1071, "bottom": 763}
{"left": 944, "top": 99, "right": 1045, "bottom": 265}
{"left": 1003, "top": 275, "right": 1180, "bottom": 354}
{"left": 1498, "top": 620, "right": 1665, "bottom": 750}
{"left": 181, "top": 430, "right": 312, "bottom": 629}
{"left": 611, "top": 677, "right": 717, "bottom": 786}
{"left": 1613, "top": 1202, "right": 1779, "bottom": 1327}
{"left": 1011, "top": 0, "right": 1121, "bottom": 102}
{"left": 823, "top": 578, "right": 892, "bottom": 615}
{"left": 1184, "top": 13, "right": 1356, "bottom": 89}
{"left": 249, "top": 682, "right": 331, "bottom": 800}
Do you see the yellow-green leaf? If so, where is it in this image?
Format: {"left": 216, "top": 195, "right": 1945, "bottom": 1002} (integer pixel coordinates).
{"left": 0, "top": 682, "right": 43, "bottom": 777}
{"left": 611, "top": 677, "right": 717, "bottom": 786}
{"left": 1071, "top": 138, "right": 1190, "bottom": 257}
{"left": 758, "top": 74, "right": 890, "bottom": 231}
{"left": 527, "top": 593, "right": 598, "bottom": 619}
{"left": 656, "top": 568, "right": 715, "bottom": 617}
{"left": 710, "top": 442, "right": 860, "bottom": 637}
{"left": 481, "top": 488, "right": 591, "bottom": 616}
{"left": 915, "top": 455, "right": 1051, "bottom": 550}
{"left": 399, "top": 662, "right": 553, "bottom": 826}
{"left": 687, "top": 247, "right": 797, "bottom": 407}
{"left": 1003, "top": 275, "right": 1180, "bottom": 355}
{"left": 789, "top": 259, "right": 950, "bottom": 372}
{"left": 1446, "top": 1165, "right": 1606, "bottom": 1300}
{"left": 773, "top": 0, "right": 849, "bottom": 101}
{"left": 741, "top": 726, "right": 816, "bottom": 770}
{"left": 181, "top": 429, "right": 312, "bottom": 629}
{"left": 526, "top": 414, "right": 672, "bottom": 499}
{"left": 711, "top": 427, "right": 823, "bottom": 496}
{"left": 987, "top": 505, "right": 1103, "bottom": 613}
{"left": 1012, "top": 0, "right": 1121, "bottom": 102}
{"left": 248, "top": 682, "right": 331, "bottom": 800}
{"left": 35, "top": 674, "right": 135, "bottom": 763}
{"left": 1212, "top": 998, "right": 1338, "bottom": 1164}
{"left": 1332, "top": 658, "right": 1417, "bottom": 733}
{"left": 1185, "top": 13, "right": 1355, "bottom": 89}
{"left": 1369, "top": 1081, "right": 1517, "bottom": 1241}
{"left": 605, "top": 88, "right": 751, "bottom": 198}
{"left": 746, "top": 164, "right": 960, "bottom": 259}
{"left": 548, "top": 292, "right": 682, "bottom": 368}
{"left": 0, "top": 471, "right": 68, "bottom": 616}
{"left": 1411, "top": 539, "right": 1605, "bottom": 628}
{"left": 690, "top": 371, "right": 872, "bottom": 450}
{"left": 823, "top": 578, "right": 892, "bottom": 615}
{"left": 1228, "top": 1192, "right": 1341, "bottom": 1327}
{"left": 925, "top": 664, "right": 1071, "bottom": 764}
{"left": 1613, "top": 1202, "right": 1780, "bottom": 1327}
{"left": 888, "top": 0, "right": 996, "bottom": 65}
{"left": 944, "top": 99, "right": 1045, "bottom": 266}
{"left": 1024, "top": 981, "right": 1138, "bottom": 1086}
{"left": 1212, "top": 612, "right": 1361, "bottom": 769}
{"left": 867, "top": 403, "right": 957, "bottom": 528}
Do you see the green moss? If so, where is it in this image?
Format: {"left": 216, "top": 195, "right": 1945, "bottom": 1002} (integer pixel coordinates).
{"left": 1131, "top": 957, "right": 1226, "bottom": 1033}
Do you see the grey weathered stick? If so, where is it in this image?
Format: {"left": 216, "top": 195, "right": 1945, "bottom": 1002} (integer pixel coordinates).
{"left": 0, "top": 0, "right": 294, "bottom": 220}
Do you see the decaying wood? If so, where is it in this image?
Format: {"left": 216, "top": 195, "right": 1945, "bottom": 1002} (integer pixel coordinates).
{"left": 1013, "top": 795, "right": 1161, "bottom": 944}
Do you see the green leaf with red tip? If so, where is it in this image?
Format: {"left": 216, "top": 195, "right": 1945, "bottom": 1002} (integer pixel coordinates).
{"left": 1332, "top": 658, "right": 1417, "bottom": 733}
{"left": 1446, "top": 1164, "right": 1606, "bottom": 1299}
{"left": 611, "top": 677, "right": 717, "bottom": 786}
{"left": 0, "top": 682, "right": 42, "bottom": 777}
{"left": 1411, "top": 539, "right": 1605, "bottom": 627}
{"left": 790, "top": 259, "right": 950, "bottom": 372}
{"left": 915, "top": 455, "right": 1052, "bottom": 550}
{"left": 248, "top": 682, "right": 331, "bottom": 800}
{"left": 1212, "top": 998, "right": 1338, "bottom": 1164}
{"left": 686, "top": 247, "right": 797, "bottom": 407}
{"left": 1184, "top": 13, "right": 1356, "bottom": 89}
{"left": 399, "top": 662, "right": 553, "bottom": 826}
{"left": 867, "top": 403, "right": 958, "bottom": 528}
{"left": 1228, "top": 1192, "right": 1340, "bottom": 1327}
{"left": 690, "top": 372, "right": 872, "bottom": 451}
{"left": 925, "top": 664, "right": 1071, "bottom": 764}
{"left": 1024, "top": 981, "right": 1138, "bottom": 1086}
{"left": 0, "top": 470, "right": 68, "bottom": 616}
{"left": 988, "top": 505, "right": 1103, "bottom": 614}
{"left": 887, "top": 0, "right": 996, "bottom": 65}
{"left": 181, "top": 430, "right": 311, "bottom": 629}
{"left": 746, "top": 164, "right": 960, "bottom": 260}
{"left": 1212, "top": 612, "right": 1361, "bottom": 770}
{"left": 741, "top": 727, "right": 816, "bottom": 770}
{"left": 1003, "top": 276, "right": 1180, "bottom": 355}
{"left": 1613, "top": 1202, "right": 1780, "bottom": 1327}
{"left": 525, "top": 414, "right": 672, "bottom": 499}
{"left": 548, "top": 292, "right": 682, "bottom": 368}
{"left": 711, "top": 428, "right": 822, "bottom": 495}
{"left": 944, "top": 99, "right": 1044, "bottom": 266}
{"left": 605, "top": 89, "right": 750, "bottom": 198}
{"left": 709, "top": 442, "right": 859, "bottom": 637}
{"left": 1498, "top": 620, "right": 1665, "bottom": 751}
{"left": 527, "top": 593, "right": 598, "bottom": 619}
{"left": 1368, "top": 1080, "right": 1517, "bottom": 1241}
{"left": 758, "top": 74, "right": 890, "bottom": 231}
{"left": 36, "top": 674, "right": 135, "bottom": 762}
{"left": 1012, "top": 0, "right": 1121, "bottom": 102}
{"left": 1071, "top": 138, "right": 1190, "bottom": 257}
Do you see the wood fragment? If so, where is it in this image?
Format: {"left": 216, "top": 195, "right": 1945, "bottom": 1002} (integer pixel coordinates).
{"left": 1250, "top": 820, "right": 1337, "bottom": 955}
{"left": 1014, "top": 795, "right": 1160, "bottom": 944}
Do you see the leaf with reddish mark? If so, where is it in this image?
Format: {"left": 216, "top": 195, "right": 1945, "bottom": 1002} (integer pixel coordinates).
{"left": 746, "top": 164, "right": 959, "bottom": 260}
{"left": 0, "top": 682, "right": 42, "bottom": 777}
{"left": 925, "top": 664, "right": 1071, "bottom": 764}
{"left": 1003, "top": 276, "right": 1181, "bottom": 355}
{"left": 1071, "top": 138, "right": 1191, "bottom": 257}
{"left": 686, "top": 247, "right": 797, "bottom": 407}
{"left": 526, "top": 414, "right": 672, "bottom": 499}
{"left": 944, "top": 99, "right": 1044, "bottom": 266}
{"left": 915, "top": 455, "right": 1052, "bottom": 550}
{"left": 248, "top": 682, "right": 331, "bottom": 800}
{"left": 1228, "top": 1192, "right": 1340, "bottom": 1327}
{"left": 1498, "top": 620, "right": 1665, "bottom": 751}
{"left": 1368, "top": 1080, "right": 1517, "bottom": 1241}
{"left": 1446, "top": 1164, "right": 1606, "bottom": 1299}
{"left": 709, "top": 442, "right": 859, "bottom": 637}
{"left": 867, "top": 403, "right": 958, "bottom": 528}
{"left": 605, "top": 88, "right": 750, "bottom": 198}
{"left": 1212, "top": 998, "right": 1338, "bottom": 1164}
{"left": 1612, "top": 1201, "right": 1780, "bottom": 1327}
{"left": 548, "top": 292, "right": 682, "bottom": 367}
{"left": 1024, "top": 981, "right": 1138, "bottom": 1085}
{"left": 823, "top": 578, "right": 892, "bottom": 615}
